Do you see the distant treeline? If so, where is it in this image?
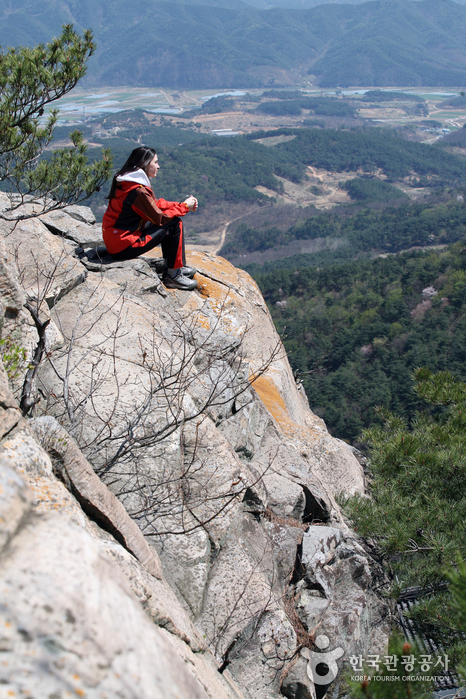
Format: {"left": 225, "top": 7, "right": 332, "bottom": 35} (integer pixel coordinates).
{"left": 255, "top": 242, "right": 466, "bottom": 441}
{"left": 341, "top": 177, "right": 408, "bottom": 202}
{"left": 53, "top": 118, "right": 466, "bottom": 218}
{"left": 221, "top": 199, "right": 466, "bottom": 261}
{"left": 256, "top": 97, "right": 357, "bottom": 118}
{"left": 438, "top": 95, "right": 466, "bottom": 108}
{"left": 246, "top": 127, "right": 466, "bottom": 182}
{"left": 359, "top": 90, "right": 426, "bottom": 103}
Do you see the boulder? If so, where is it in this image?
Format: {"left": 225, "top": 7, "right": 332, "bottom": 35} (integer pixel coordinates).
{"left": 1, "top": 216, "right": 86, "bottom": 307}
{"left": 295, "top": 526, "right": 390, "bottom": 692}
{"left": 39, "top": 208, "right": 103, "bottom": 245}
{"left": 0, "top": 474, "right": 243, "bottom": 699}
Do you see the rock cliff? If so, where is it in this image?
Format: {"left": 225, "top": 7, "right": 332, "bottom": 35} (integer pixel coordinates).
{"left": 0, "top": 194, "right": 389, "bottom": 699}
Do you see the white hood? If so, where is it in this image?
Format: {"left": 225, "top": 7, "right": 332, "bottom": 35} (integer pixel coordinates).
{"left": 116, "top": 168, "right": 151, "bottom": 188}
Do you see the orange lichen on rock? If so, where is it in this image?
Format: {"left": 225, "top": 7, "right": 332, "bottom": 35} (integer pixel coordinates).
{"left": 188, "top": 251, "right": 240, "bottom": 284}
{"left": 191, "top": 276, "right": 242, "bottom": 335}
{"left": 251, "top": 374, "right": 288, "bottom": 423}
{"left": 194, "top": 312, "right": 211, "bottom": 330}
{"left": 251, "top": 374, "right": 319, "bottom": 445}
{"left": 181, "top": 296, "right": 212, "bottom": 329}
{"left": 195, "top": 275, "right": 220, "bottom": 301}
{"left": 1, "top": 445, "right": 80, "bottom": 517}
{"left": 251, "top": 374, "right": 300, "bottom": 436}
{"left": 17, "top": 476, "right": 72, "bottom": 514}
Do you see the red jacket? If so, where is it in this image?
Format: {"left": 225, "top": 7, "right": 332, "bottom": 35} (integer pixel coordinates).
{"left": 102, "top": 172, "right": 189, "bottom": 254}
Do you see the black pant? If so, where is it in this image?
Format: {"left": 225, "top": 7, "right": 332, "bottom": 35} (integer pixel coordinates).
{"left": 110, "top": 217, "right": 186, "bottom": 268}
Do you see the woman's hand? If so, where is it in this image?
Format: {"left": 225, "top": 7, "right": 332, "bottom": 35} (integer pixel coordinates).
{"left": 184, "top": 195, "right": 198, "bottom": 212}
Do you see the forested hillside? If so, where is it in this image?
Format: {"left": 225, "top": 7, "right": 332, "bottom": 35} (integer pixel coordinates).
{"left": 245, "top": 126, "right": 466, "bottom": 183}
{"left": 223, "top": 196, "right": 466, "bottom": 266}
{"left": 255, "top": 242, "right": 466, "bottom": 442}
{"left": 75, "top": 116, "right": 466, "bottom": 216}
{"left": 2, "top": 0, "right": 466, "bottom": 87}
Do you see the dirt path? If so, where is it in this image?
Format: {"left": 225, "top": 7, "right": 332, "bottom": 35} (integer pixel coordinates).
{"left": 307, "top": 166, "right": 337, "bottom": 199}
{"left": 307, "top": 165, "right": 323, "bottom": 182}
{"left": 214, "top": 221, "right": 230, "bottom": 255}
{"left": 213, "top": 209, "right": 259, "bottom": 255}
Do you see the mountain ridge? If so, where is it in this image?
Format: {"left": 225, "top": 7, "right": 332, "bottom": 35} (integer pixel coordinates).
{"left": 2, "top": 0, "right": 466, "bottom": 87}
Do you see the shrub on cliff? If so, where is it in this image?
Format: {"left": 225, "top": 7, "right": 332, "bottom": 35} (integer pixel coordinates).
{"left": 342, "top": 368, "right": 466, "bottom": 676}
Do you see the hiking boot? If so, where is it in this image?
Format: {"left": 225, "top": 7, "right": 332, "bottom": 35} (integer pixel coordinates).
{"left": 181, "top": 266, "right": 197, "bottom": 279}
{"left": 163, "top": 271, "right": 198, "bottom": 290}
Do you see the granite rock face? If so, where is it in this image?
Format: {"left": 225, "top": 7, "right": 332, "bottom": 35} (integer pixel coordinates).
{"left": 0, "top": 196, "right": 389, "bottom": 699}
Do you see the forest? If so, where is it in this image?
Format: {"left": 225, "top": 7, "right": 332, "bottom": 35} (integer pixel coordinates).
{"left": 70, "top": 118, "right": 466, "bottom": 217}
{"left": 223, "top": 196, "right": 466, "bottom": 264}
{"left": 254, "top": 241, "right": 466, "bottom": 443}
{"left": 247, "top": 126, "right": 466, "bottom": 182}
{"left": 358, "top": 90, "right": 426, "bottom": 103}
{"left": 341, "top": 177, "right": 408, "bottom": 202}
{"left": 256, "top": 97, "right": 358, "bottom": 118}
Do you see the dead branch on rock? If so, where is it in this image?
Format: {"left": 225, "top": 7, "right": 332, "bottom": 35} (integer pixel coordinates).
{"left": 208, "top": 540, "right": 279, "bottom": 660}
{"left": 18, "top": 272, "right": 281, "bottom": 538}
{"left": 8, "top": 240, "right": 84, "bottom": 413}
{"left": 19, "top": 301, "right": 50, "bottom": 416}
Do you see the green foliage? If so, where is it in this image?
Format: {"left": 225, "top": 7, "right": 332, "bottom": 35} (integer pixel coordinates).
{"left": 222, "top": 198, "right": 466, "bottom": 258}
{"left": 254, "top": 243, "right": 466, "bottom": 441}
{"left": 154, "top": 138, "right": 287, "bottom": 204}
{"left": 58, "top": 120, "right": 466, "bottom": 222}
{"left": 437, "top": 127, "right": 466, "bottom": 150}
{"left": 196, "top": 95, "right": 236, "bottom": 114}
{"left": 256, "top": 100, "right": 302, "bottom": 116}
{"left": 341, "top": 367, "right": 466, "bottom": 667}
{"left": 0, "top": 25, "right": 111, "bottom": 213}
{"left": 262, "top": 127, "right": 466, "bottom": 182}
{"left": 58, "top": 110, "right": 208, "bottom": 211}
{"left": 447, "top": 558, "right": 466, "bottom": 679}
{"left": 342, "top": 178, "right": 408, "bottom": 203}
{"left": 418, "top": 120, "right": 442, "bottom": 129}
{"left": 256, "top": 97, "right": 357, "bottom": 118}
{"left": 438, "top": 95, "right": 466, "bottom": 109}
{"left": 82, "top": 110, "right": 207, "bottom": 148}
{"left": 83, "top": 124, "right": 306, "bottom": 211}
{"left": 448, "top": 558, "right": 466, "bottom": 633}
{"left": 0, "top": 337, "right": 28, "bottom": 381}
{"left": 181, "top": 95, "right": 237, "bottom": 119}
{"left": 359, "top": 91, "right": 426, "bottom": 104}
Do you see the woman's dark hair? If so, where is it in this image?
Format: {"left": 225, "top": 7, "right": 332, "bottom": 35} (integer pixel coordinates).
{"left": 106, "top": 146, "right": 157, "bottom": 200}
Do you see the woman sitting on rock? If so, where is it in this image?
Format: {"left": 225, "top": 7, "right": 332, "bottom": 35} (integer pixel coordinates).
{"left": 102, "top": 146, "right": 198, "bottom": 290}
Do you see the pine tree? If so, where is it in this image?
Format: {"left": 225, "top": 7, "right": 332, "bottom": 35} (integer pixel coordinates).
{"left": 0, "top": 25, "right": 111, "bottom": 218}
{"left": 448, "top": 558, "right": 466, "bottom": 680}
{"left": 342, "top": 368, "right": 466, "bottom": 673}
